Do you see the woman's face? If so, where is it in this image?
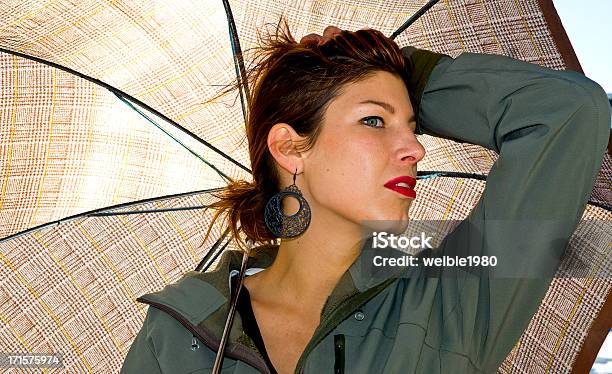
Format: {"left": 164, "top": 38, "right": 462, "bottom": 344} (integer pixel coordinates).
{"left": 301, "top": 70, "right": 425, "bottom": 234}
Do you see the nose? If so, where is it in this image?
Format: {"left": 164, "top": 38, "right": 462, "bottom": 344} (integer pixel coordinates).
{"left": 395, "top": 132, "right": 426, "bottom": 165}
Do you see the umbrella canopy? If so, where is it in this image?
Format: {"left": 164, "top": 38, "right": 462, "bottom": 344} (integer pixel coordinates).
{"left": 0, "top": 0, "right": 609, "bottom": 372}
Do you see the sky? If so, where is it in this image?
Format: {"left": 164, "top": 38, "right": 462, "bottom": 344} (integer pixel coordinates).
{"left": 552, "top": 0, "right": 611, "bottom": 93}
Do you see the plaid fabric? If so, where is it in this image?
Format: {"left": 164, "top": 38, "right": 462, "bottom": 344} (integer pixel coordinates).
{"left": 498, "top": 211, "right": 611, "bottom": 374}
{"left": 0, "top": 191, "right": 235, "bottom": 373}
{"left": 0, "top": 0, "right": 609, "bottom": 373}
{"left": 590, "top": 153, "right": 612, "bottom": 210}
{"left": 0, "top": 52, "right": 251, "bottom": 239}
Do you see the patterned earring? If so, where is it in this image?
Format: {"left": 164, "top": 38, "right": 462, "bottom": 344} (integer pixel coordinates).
{"left": 264, "top": 168, "right": 311, "bottom": 239}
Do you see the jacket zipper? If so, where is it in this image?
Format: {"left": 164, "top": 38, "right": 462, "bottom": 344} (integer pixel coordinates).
{"left": 293, "top": 278, "right": 397, "bottom": 374}
{"left": 137, "top": 298, "right": 272, "bottom": 374}
{"left": 333, "top": 334, "right": 345, "bottom": 374}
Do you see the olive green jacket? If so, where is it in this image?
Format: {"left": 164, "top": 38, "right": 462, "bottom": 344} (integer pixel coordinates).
{"left": 120, "top": 50, "right": 610, "bottom": 373}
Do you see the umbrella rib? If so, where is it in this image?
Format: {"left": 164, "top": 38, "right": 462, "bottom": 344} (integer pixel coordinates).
{"left": 2, "top": 171, "right": 607, "bottom": 244}
{"left": 113, "top": 92, "right": 234, "bottom": 183}
{"left": 90, "top": 205, "right": 212, "bottom": 216}
{"left": 588, "top": 200, "right": 612, "bottom": 212}
{"left": 416, "top": 171, "right": 610, "bottom": 212}
{"left": 85, "top": 170, "right": 612, "bottom": 216}
{"left": 417, "top": 170, "right": 488, "bottom": 180}
{"left": 222, "top": 0, "right": 250, "bottom": 122}
{"left": 196, "top": 226, "right": 233, "bottom": 272}
{"left": 390, "top": 0, "right": 442, "bottom": 40}
{"left": 0, "top": 187, "right": 227, "bottom": 243}
{"left": 0, "top": 47, "right": 252, "bottom": 175}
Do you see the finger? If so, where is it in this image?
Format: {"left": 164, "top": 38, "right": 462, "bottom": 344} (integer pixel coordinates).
{"left": 322, "top": 26, "right": 342, "bottom": 38}
{"left": 300, "top": 33, "right": 323, "bottom": 45}
{"left": 317, "top": 37, "right": 331, "bottom": 46}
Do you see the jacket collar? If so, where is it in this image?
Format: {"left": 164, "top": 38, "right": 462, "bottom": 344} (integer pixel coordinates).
{"left": 136, "top": 241, "right": 398, "bottom": 366}
{"left": 136, "top": 245, "right": 276, "bottom": 339}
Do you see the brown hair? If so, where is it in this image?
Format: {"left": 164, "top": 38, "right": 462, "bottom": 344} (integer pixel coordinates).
{"left": 204, "top": 19, "right": 410, "bottom": 253}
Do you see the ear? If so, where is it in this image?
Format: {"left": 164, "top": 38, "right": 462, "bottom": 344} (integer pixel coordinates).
{"left": 267, "top": 123, "right": 306, "bottom": 175}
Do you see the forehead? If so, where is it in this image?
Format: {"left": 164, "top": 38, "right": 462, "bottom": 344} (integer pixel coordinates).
{"left": 330, "top": 71, "right": 412, "bottom": 112}
{"left": 335, "top": 71, "right": 409, "bottom": 103}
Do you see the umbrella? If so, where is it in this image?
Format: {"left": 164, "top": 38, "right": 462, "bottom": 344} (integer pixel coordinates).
{"left": 0, "top": 0, "right": 610, "bottom": 372}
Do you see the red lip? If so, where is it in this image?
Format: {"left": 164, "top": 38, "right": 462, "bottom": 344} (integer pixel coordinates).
{"left": 384, "top": 176, "right": 417, "bottom": 198}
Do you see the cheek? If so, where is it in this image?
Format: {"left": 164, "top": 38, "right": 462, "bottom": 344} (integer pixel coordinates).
{"left": 309, "top": 139, "right": 384, "bottom": 202}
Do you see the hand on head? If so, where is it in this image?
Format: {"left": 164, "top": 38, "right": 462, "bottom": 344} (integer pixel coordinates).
{"left": 300, "top": 26, "right": 343, "bottom": 46}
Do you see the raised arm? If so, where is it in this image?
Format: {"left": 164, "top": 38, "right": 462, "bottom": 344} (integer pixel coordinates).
{"left": 405, "top": 48, "right": 610, "bottom": 371}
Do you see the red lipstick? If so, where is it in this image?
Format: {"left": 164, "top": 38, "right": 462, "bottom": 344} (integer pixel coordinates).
{"left": 384, "top": 176, "right": 417, "bottom": 198}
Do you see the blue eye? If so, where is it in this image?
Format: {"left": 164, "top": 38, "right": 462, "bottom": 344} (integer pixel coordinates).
{"left": 362, "top": 116, "right": 384, "bottom": 128}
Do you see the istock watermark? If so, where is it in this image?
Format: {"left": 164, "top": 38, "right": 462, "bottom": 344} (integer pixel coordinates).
{"left": 357, "top": 219, "right": 611, "bottom": 280}
{"left": 0, "top": 353, "right": 64, "bottom": 368}
{"left": 372, "top": 254, "right": 498, "bottom": 268}
{"left": 372, "top": 231, "right": 433, "bottom": 250}
{"left": 369, "top": 230, "right": 497, "bottom": 272}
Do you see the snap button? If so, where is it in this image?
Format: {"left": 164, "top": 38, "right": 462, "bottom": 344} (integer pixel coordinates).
{"left": 354, "top": 311, "right": 365, "bottom": 321}
{"left": 191, "top": 336, "right": 199, "bottom": 351}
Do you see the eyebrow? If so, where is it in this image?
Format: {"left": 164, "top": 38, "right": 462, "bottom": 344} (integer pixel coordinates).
{"left": 359, "top": 99, "right": 395, "bottom": 114}
{"left": 359, "top": 99, "right": 416, "bottom": 124}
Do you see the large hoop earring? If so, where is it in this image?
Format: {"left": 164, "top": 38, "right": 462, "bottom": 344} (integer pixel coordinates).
{"left": 264, "top": 168, "right": 311, "bottom": 239}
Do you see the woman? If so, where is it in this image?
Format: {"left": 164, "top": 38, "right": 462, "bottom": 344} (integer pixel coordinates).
{"left": 120, "top": 23, "right": 610, "bottom": 374}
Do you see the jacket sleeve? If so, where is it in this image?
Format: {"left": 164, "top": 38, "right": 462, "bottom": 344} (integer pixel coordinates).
{"left": 120, "top": 308, "right": 163, "bottom": 374}
{"left": 414, "top": 52, "right": 610, "bottom": 372}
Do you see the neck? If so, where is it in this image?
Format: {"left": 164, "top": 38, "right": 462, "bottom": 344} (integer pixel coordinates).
{"left": 246, "top": 211, "right": 366, "bottom": 314}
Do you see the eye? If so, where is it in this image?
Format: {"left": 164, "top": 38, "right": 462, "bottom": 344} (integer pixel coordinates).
{"left": 361, "top": 116, "right": 384, "bottom": 128}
